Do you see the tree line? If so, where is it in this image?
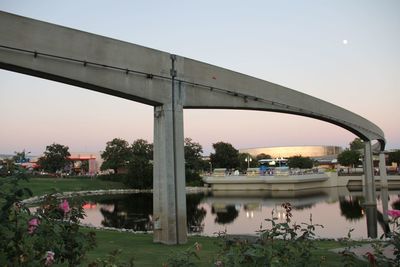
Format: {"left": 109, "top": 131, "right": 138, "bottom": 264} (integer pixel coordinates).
{"left": 2, "top": 137, "right": 400, "bottom": 182}
{"left": 336, "top": 138, "right": 400, "bottom": 173}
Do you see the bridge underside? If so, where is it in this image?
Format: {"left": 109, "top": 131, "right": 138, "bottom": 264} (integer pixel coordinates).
{"left": 0, "top": 11, "right": 386, "bottom": 242}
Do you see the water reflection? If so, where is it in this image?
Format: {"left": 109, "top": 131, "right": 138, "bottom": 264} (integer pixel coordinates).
{"left": 186, "top": 194, "right": 207, "bottom": 233}
{"left": 80, "top": 187, "right": 400, "bottom": 239}
{"left": 339, "top": 196, "right": 364, "bottom": 221}
{"left": 211, "top": 204, "right": 239, "bottom": 224}
{"left": 84, "top": 193, "right": 207, "bottom": 233}
{"left": 97, "top": 194, "right": 153, "bottom": 231}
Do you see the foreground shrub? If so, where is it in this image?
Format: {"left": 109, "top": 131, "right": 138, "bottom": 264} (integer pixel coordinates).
{"left": 88, "top": 249, "right": 135, "bottom": 267}
{"left": 165, "top": 242, "right": 202, "bottom": 267}
{"left": 215, "top": 202, "right": 324, "bottom": 267}
{"left": 366, "top": 209, "right": 400, "bottom": 266}
{"left": 0, "top": 175, "right": 96, "bottom": 266}
{"left": 97, "top": 173, "right": 128, "bottom": 183}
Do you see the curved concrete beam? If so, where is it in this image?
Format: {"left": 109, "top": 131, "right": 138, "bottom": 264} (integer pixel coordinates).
{"left": 0, "top": 11, "right": 385, "bottom": 149}
{"left": 179, "top": 57, "right": 385, "bottom": 149}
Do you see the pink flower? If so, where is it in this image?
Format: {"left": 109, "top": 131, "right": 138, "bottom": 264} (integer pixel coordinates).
{"left": 365, "top": 252, "right": 376, "bottom": 266}
{"left": 59, "top": 199, "right": 70, "bottom": 214}
{"left": 387, "top": 210, "right": 400, "bottom": 218}
{"left": 27, "top": 218, "right": 40, "bottom": 234}
{"left": 45, "top": 251, "right": 55, "bottom": 266}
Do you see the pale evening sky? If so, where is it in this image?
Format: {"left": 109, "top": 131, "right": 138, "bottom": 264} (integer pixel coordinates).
{"left": 0, "top": 0, "right": 399, "bottom": 156}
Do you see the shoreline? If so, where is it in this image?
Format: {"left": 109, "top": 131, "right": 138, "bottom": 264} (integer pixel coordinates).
{"left": 22, "top": 186, "right": 212, "bottom": 205}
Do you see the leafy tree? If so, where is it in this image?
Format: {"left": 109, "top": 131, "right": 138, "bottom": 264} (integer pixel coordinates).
{"left": 38, "top": 143, "right": 71, "bottom": 173}
{"left": 127, "top": 156, "right": 153, "bottom": 189}
{"left": 349, "top": 138, "right": 364, "bottom": 151}
{"left": 126, "top": 139, "right": 153, "bottom": 189}
{"left": 184, "top": 138, "right": 204, "bottom": 172}
{"left": 210, "top": 142, "right": 239, "bottom": 169}
{"left": 337, "top": 149, "right": 361, "bottom": 168}
{"left": 238, "top": 153, "right": 257, "bottom": 172}
{"left": 388, "top": 150, "right": 400, "bottom": 165}
{"left": 0, "top": 158, "right": 18, "bottom": 176}
{"left": 256, "top": 153, "right": 271, "bottom": 161}
{"left": 101, "top": 138, "right": 132, "bottom": 174}
{"left": 131, "top": 139, "right": 153, "bottom": 161}
{"left": 184, "top": 138, "right": 205, "bottom": 185}
{"left": 287, "top": 155, "right": 314, "bottom": 169}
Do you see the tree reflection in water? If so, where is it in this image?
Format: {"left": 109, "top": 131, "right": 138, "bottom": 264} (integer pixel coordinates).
{"left": 391, "top": 197, "right": 400, "bottom": 210}
{"left": 92, "top": 193, "right": 207, "bottom": 233}
{"left": 339, "top": 196, "right": 364, "bottom": 221}
{"left": 186, "top": 194, "right": 207, "bottom": 233}
{"left": 339, "top": 195, "right": 390, "bottom": 236}
{"left": 212, "top": 205, "right": 239, "bottom": 224}
{"left": 99, "top": 193, "right": 153, "bottom": 231}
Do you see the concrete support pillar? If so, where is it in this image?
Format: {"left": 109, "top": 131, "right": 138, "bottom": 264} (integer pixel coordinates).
{"left": 379, "top": 152, "right": 388, "bottom": 188}
{"left": 363, "top": 141, "right": 376, "bottom": 206}
{"left": 381, "top": 187, "right": 389, "bottom": 224}
{"left": 365, "top": 205, "right": 378, "bottom": 238}
{"left": 153, "top": 100, "right": 187, "bottom": 244}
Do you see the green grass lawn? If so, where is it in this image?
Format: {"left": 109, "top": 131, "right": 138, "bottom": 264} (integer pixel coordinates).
{"left": 80, "top": 229, "right": 365, "bottom": 267}
{"left": 20, "top": 177, "right": 127, "bottom": 197}
{"left": 84, "top": 231, "right": 219, "bottom": 266}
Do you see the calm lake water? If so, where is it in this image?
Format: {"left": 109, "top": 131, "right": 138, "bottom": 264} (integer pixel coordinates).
{"left": 80, "top": 187, "right": 400, "bottom": 239}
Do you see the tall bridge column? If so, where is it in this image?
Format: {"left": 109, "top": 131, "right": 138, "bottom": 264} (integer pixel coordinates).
{"left": 363, "top": 141, "right": 376, "bottom": 206}
{"left": 379, "top": 152, "right": 388, "bottom": 188}
{"left": 153, "top": 100, "right": 187, "bottom": 244}
{"left": 363, "top": 141, "right": 377, "bottom": 238}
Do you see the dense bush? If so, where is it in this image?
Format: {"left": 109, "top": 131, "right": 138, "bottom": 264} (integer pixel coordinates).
{"left": 166, "top": 242, "right": 202, "bottom": 267}
{"left": 185, "top": 170, "right": 204, "bottom": 187}
{"left": 98, "top": 169, "right": 154, "bottom": 189}
{"left": 125, "top": 155, "right": 153, "bottom": 189}
{"left": 99, "top": 167, "right": 204, "bottom": 188}
{"left": 97, "top": 173, "right": 128, "bottom": 183}
{"left": 0, "top": 175, "right": 96, "bottom": 266}
{"left": 287, "top": 155, "right": 314, "bottom": 169}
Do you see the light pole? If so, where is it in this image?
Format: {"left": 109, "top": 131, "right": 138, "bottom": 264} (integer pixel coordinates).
{"left": 209, "top": 161, "right": 212, "bottom": 174}
{"left": 245, "top": 155, "right": 252, "bottom": 169}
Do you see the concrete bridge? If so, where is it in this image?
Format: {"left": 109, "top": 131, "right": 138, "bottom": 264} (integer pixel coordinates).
{"left": 0, "top": 11, "right": 387, "bottom": 243}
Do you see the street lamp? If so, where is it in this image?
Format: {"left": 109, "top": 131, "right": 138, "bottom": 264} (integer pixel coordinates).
{"left": 209, "top": 161, "right": 213, "bottom": 174}
{"left": 244, "top": 155, "right": 252, "bottom": 169}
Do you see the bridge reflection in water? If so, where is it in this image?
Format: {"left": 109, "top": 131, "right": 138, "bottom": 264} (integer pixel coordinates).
{"left": 80, "top": 187, "right": 396, "bottom": 239}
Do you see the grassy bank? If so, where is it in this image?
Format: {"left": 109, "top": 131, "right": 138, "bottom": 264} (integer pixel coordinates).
{"left": 81, "top": 229, "right": 365, "bottom": 266}
{"left": 85, "top": 231, "right": 218, "bottom": 266}
{"left": 20, "top": 177, "right": 127, "bottom": 197}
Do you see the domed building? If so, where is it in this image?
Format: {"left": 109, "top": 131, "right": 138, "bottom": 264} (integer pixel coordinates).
{"left": 239, "top": 145, "right": 343, "bottom": 167}
{"left": 240, "top": 145, "right": 342, "bottom": 158}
